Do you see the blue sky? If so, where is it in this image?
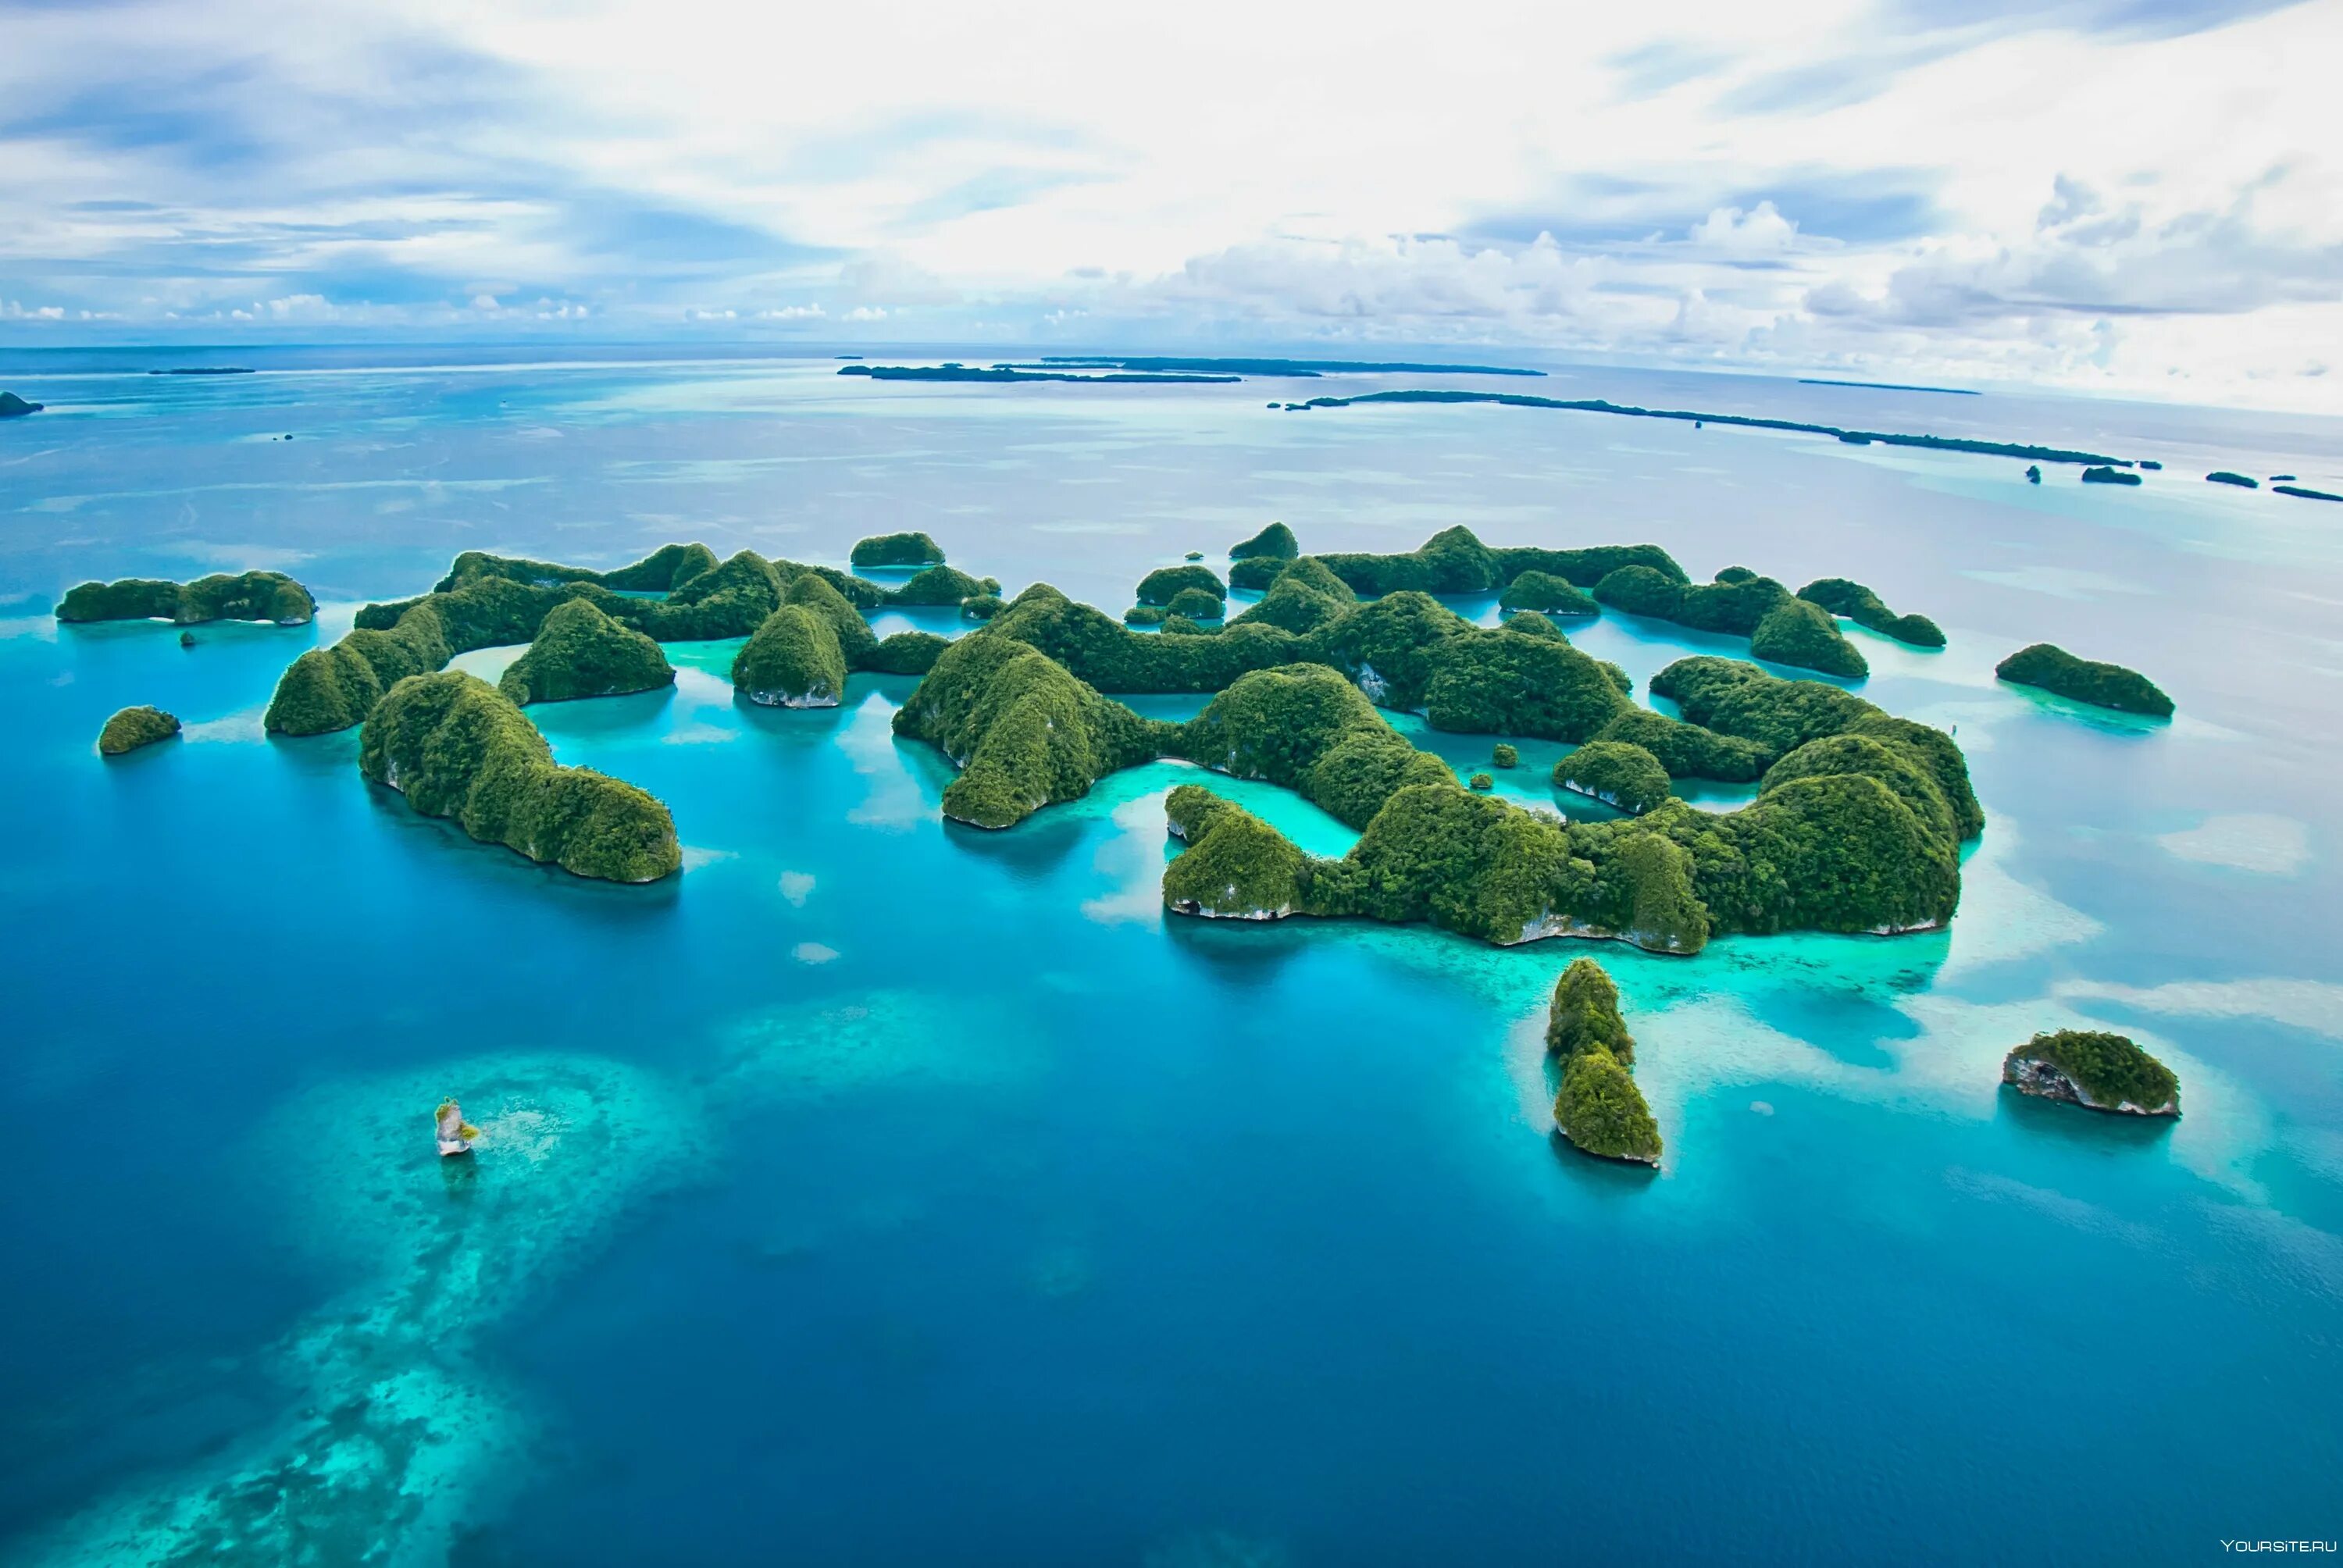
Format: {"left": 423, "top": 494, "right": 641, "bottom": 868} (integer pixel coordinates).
{"left": 2, "top": 0, "right": 2338, "bottom": 408}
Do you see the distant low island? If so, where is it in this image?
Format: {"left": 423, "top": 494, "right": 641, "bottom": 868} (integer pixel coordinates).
{"left": 0, "top": 390, "right": 43, "bottom": 418}
{"left": 2274, "top": 484, "right": 2342, "bottom": 503}
{"left": 1798, "top": 378, "right": 1976, "bottom": 396}
{"left": 1278, "top": 388, "right": 2140, "bottom": 468}
{"left": 148, "top": 367, "right": 255, "bottom": 376}
{"left": 840, "top": 364, "right": 1239, "bottom": 385}
{"left": 1005, "top": 356, "right": 1544, "bottom": 378}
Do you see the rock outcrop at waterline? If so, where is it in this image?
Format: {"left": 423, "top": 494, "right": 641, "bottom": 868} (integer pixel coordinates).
{"left": 2002, "top": 1031, "right": 2179, "bottom": 1117}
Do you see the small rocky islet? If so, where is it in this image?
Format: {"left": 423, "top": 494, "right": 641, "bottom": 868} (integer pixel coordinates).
{"left": 2002, "top": 1031, "right": 2180, "bottom": 1117}
{"left": 0, "top": 390, "right": 44, "bottom": 418}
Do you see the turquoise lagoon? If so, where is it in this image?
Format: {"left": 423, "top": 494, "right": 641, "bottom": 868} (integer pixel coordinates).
{"left": 2, "top": 347, "right": 2341, "bottom": 1563}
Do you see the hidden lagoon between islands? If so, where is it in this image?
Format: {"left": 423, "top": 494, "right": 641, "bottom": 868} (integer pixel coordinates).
{"left": 63, "top": 515, "right": 2185, "bottom": 1155}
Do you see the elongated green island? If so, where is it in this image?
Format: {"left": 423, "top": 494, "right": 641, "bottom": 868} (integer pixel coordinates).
{"left": 1797, "top": 578, "right": 1945, "bottom": 648}
{"left": 60, "top": 570, "right": 316, "bottom": 626}
{"left": 1544, "top": 959, "right": 1660, "bottom": 1165}
{"left": 2002, "top": 1030, "right": 2178, "bottom": 1117}
{"left": 361, "top": 672, "right": 681, "bottom": 882}
{"left": 1995, "top": 643, "right": 2173, "bottom": 718}
{"left": 851, "top": 532, "right": 946, "bottom": 569}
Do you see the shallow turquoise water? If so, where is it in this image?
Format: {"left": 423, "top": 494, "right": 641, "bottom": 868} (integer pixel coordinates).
{"left": 2, "top": 347, "right": 2341, "bottom": 1564}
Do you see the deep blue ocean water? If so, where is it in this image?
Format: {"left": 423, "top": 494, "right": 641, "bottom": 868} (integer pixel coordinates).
{"left": 2, "top": 347, "right": 2341, "bottom": 1565}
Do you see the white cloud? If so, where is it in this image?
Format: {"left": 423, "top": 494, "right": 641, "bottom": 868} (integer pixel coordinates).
{"left": 1, "top": 0, "right": 2338, "bottom": 407}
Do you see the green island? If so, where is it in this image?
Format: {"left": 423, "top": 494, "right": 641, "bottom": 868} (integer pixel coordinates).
{"left": 850, "top": 532, "right": 946, "bottom": 569}
{"left": 1492, "top": 743, "right": 1518, "bottom": 768}
{"left": 360, "top": 671, "right": 681, "bottom": 882}
{"left": 0, "top": 390, "right": 43, "bottom": 418}
{"left": 2206, "top": 472, "right": 2258, "bottom": 488}
{"left": 1136, "top": 565, "right": 1228, "bottom": 607}
{"left": 498, "top": 600, "right": 675, "bottom": 705}
{"left": 1498, "top": 570, "right": 1598, "bottom": 616}
{"left": 2081, "top": 465, "right": 2142, "bottom": 486}
{"left": 1796, "top": 578, "right": 1945, "bottom": 648}
{"left": 1595, "top": 563, "right": 1868, "bottom": 678}
{"left": 1229, "top": 521, "right": 1300, "bottom": 560}
{"left": 59, "top": 570, "right": 316, "bottom": 626}
{"left": 1995, "top": 643, "right": 2173, "bottom": 718}
{"left": 2274, "top": 484, "right": 2343, "bottom": 503}
{"left": 98, "top": 704, "right": 181, "bottom": 756}
{"left": 1554, "top": 740, "right": 1671, "bottom": 814}
{"left": 1164, "top": 586, "right": 1225, "bottom": 621}
{"left": 264, "top": 541, "right": 995, "bottom": 736}
{"left": 1544, "top": 958, "right": 1660, "bottom": 1165}
{"left": 898, "top": 579, "right": 1975, "bottom": 950}
{"left": 2002, "top": 1030, "right": 2179, "bottom": 1117}
{"left": 1011, "top": 356, "right": 1544, "bottom": 378}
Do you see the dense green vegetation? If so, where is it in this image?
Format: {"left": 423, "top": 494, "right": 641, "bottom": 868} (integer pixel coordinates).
{"left": 892, "top": 629, "right": 1169, "bottom": 828}
{"left": 1124, "top": 604, "right": 1168, "bottom": 625}
{"left": 867, "top": 631, "right": 950, "bottom": 675}
{"left": 1546, "top": 957, "right": 1635, "bottom": 1062}
{"left": 1161, "top": 785, "right": 1307, "bottom": 917}
{"left": 850, "top": 532, "right": 946, "bottom": 568}
{"left": 1796, "top": 578, "right": 1945, "bottom": 648}
{"left": 267, "top": 598, "right": 456, "bottom": 736}
{"left": 1492, "top": 743, "right": 1518, "bottom": 768}
{"left": 1165, "top": 586, "right": 1226, "bottom": 621}
{"left": 1468, "top": 772, "right": 1494, "bottom": 790}
{"left": 1553, "top": 1046, "right": 1663, "bottom": 1164}
{"left": 359, "top": 672, "right": 680, "bottom": 882}
{"left": 59, "top": 570, "right": 316, "bottom": 625}
{"left": 1228, "top": 555, "right": 1291, "bottom": 591}
{"left": 1418, "top": 620, "right": 1635, "bottom": 740}
{"left": 1750, "top": 597, "right": 1870, "bottom": 678}
{"left": 1136, "top": 565, "right": 1228, "bottom": 607}
{"left": 886, "top": 565, "right": 990, "bottom": 604}
{"left": 1497, "top": 570, "right": 1598, "bottom": 616}
{"left": 1555, "top": 741, "right": 1671, "bottom": 814}
{"left": 1229, "top": 521, "right": 1300, "bottom": 560}
{"left": 2004, "top": 1030, "right": 2180, "bottom": 1114}
{"left": 1995, "top": 643, "right": 2174, "bottom": 718}
{"left": 961, "top": 593, "right": 1006, "bottom": 622}
{"left": 498, "top": 600, "right": 675, "bottom": 705}
{"left": 1589, "top": 707, "right": 1769, "bottom": 783}
{"left": 1227, "top": 557, "right": 1356, "bottom": 634}
{"left": 1170, "top": 663, "right": 1449, "bottom": 827}
{"left": 1594, "top": 565, "right": 1867, "bottom": 678}
{"left": 1314, "top": 526, "right": 1685, "bottom": 597}
{"left": 2081, "top": 466, "right": 2142, "bottom": 486}
{"left": 98, "top": 705, "right": 180, "bottom": 756}
{"left": 733, "top": 604, "right": 848, "bottom": 706}
{"left": 1650, "top": 657, "right": 1983, "bottom": 837}
{"left": 1161, "top": 615, "right": 1208, "bottom": 636}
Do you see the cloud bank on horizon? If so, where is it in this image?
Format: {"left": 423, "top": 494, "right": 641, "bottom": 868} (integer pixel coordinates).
{"left": 3, "top": 0, "right": 2339, "bottom": 408}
